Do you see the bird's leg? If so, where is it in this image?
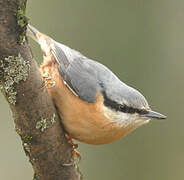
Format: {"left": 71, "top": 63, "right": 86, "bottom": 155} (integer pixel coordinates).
{"left": 40, "top": 56, "right": 56, "bottom": 89}
{"left": 61, "top": 134, "right": 81, "bottom": 167}
{"left": 43, "top": 76, "right": 56, "bottom": 89}
{"left": 65, "top": 133, "right": 81, "bottom": 161}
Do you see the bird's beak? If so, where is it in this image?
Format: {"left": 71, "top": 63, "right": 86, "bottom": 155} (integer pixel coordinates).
{"left": 141, "top": 110, "right": 166, "bottom": 120}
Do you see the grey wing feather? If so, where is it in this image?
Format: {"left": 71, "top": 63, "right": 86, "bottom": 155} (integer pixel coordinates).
{"left": 61, "top": 60, "right": 99, "bottom": 102}
{"left": 50, "top": 41, "right": 71, "bottom": 69}
{"left": 51, "top": 41, "right": 99, "bottom": 103}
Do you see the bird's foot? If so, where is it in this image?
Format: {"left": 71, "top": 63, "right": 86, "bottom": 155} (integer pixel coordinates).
{"left": 42, "top": 74, "right": 56, "bottom": 89}
{"left": 65, "top": 133, "right": 81, "bottom": 162}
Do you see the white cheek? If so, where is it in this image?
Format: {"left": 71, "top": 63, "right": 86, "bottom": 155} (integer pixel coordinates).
{"left": 103, "top": 106, "right": 150, "bottom": 128}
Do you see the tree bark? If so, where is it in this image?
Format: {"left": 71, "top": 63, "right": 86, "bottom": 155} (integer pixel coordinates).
{"left": 0, "top": 0, "right": 81, "bottom": 179}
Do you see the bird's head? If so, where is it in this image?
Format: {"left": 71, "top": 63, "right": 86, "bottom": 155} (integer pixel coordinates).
{"left": 101, "top": 83, "right": 166, "bottom": 129}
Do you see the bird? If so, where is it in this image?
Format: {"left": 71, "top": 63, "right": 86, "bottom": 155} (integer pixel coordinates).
{"left": 27, "top": 24, "right": 166, "bottom": 145}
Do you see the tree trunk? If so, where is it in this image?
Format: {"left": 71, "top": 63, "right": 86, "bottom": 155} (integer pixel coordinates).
{"left": 0, "top": 0, "right": 81, "bottom": 179}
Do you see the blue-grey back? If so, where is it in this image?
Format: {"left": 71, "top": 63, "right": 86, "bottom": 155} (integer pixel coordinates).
{"left": 51, "top": 41, "right": 149, "bottom": 109}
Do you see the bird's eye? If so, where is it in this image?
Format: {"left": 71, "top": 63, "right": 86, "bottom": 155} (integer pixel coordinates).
{"left": 119, "top": 104, "right": 127, "bottom": 112}
{"left": 119, "top": 104, "right": 137, "bottom": 113}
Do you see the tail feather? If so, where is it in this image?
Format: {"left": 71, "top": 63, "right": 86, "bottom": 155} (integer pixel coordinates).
{"left": 27, "top": 24, "right": 40, "bottom": 43}
{"left": 27, "top": 24, "right": 85, "bottom": 68}
{"left": 27, "top": 24, "right": 52, "bottom": 56}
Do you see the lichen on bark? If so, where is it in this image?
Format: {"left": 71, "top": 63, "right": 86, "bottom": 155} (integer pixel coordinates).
{"left": 36, "top": 113, "right": 56, "bottom": 132}
{"left": 16, "top": 0, "right": 29, "bottom": 43}
{"left": 0, "top": 53, "right": 30, "bottom": 105}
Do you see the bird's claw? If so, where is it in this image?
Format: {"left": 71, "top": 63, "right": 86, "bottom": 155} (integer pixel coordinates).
{"left": 41, "top": 74, "right": 56, "bottom": 89}
{"left": 65, "top": 133, "right": 81, "bottom": 162}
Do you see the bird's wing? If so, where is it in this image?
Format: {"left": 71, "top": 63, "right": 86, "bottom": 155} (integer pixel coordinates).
{"left": 51, "top": 41, "right": 99, "bottom": 103}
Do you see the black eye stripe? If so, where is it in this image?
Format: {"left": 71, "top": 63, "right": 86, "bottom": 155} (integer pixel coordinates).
{"left": 102, "top": 91, "right": 147, "bottom": 114}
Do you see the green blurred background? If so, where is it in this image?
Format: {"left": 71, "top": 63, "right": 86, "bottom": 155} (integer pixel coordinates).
{"left": 0, "top": 0, "right": 183, "bottom": 179}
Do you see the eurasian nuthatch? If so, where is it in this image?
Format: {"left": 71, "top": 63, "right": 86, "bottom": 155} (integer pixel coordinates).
{"left": 27, "top": 24, "right": 166, "bottom": 145}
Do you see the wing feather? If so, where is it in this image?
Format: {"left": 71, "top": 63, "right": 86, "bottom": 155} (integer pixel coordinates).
{"left": 51, "top": 42, "right": 98, "bottom": 103}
